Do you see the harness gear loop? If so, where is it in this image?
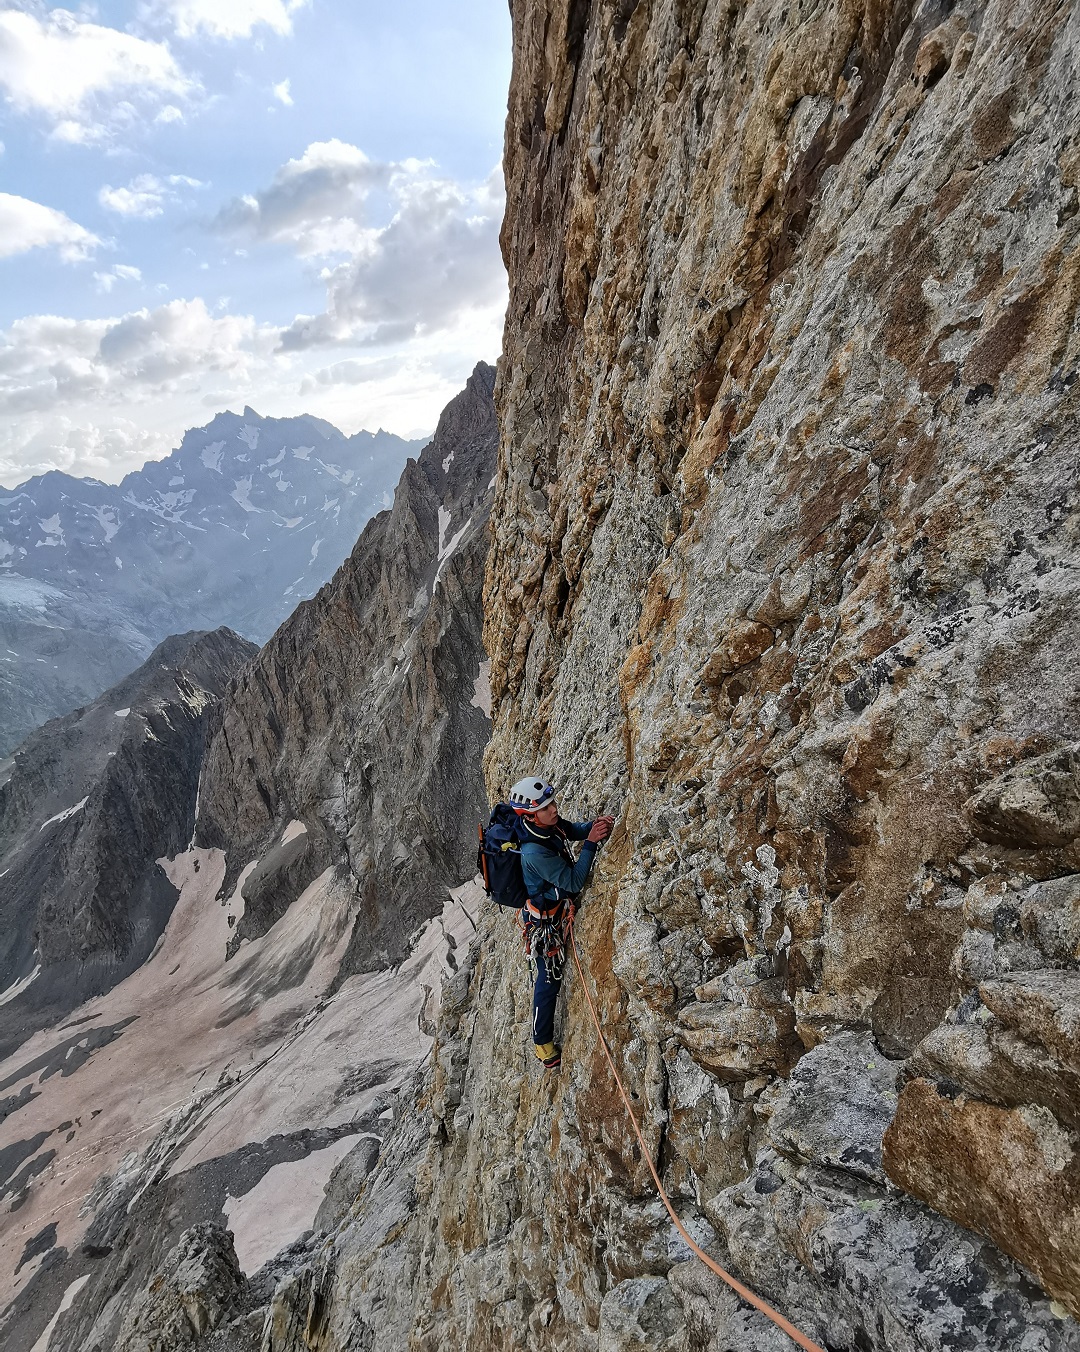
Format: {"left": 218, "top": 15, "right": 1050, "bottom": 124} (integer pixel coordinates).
{"left": 521, "top": 897, "right": 575, "bottom": 983}
{"left": 566, "top": 912, "right": 826, "bottom": 1352}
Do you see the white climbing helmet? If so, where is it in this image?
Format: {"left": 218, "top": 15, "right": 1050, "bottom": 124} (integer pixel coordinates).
{"left": 508, "top": 775, "right": 556, "bottom": 815}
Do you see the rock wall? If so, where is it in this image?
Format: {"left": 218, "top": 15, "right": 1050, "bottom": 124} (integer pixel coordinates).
{"left": 196, "top": 363, "right": 497, "bottom": 972}
{"left": 254, "top": 0, "right": 1080, "bottom": 1349}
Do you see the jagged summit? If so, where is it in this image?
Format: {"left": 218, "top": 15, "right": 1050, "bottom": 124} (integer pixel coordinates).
{"left": 0, "top": 408, "right": 427, "bottom": 755}
{"left": 195, "top": 359, "right": 497, "bottom": 974}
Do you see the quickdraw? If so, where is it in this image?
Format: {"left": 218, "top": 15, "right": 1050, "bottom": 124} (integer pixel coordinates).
{"left": 519, "top": 898, "right": 576, "bottom": 983}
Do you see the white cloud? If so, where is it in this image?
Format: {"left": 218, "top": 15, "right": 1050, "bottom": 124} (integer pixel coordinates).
{"left": 300, "top": 356, "right": 401, "bottom": 390}
{"left": 214, "top": 139, "right": 391, "bottom": 256}
{"left": 147, "top": 0, "right": 309, "bottom": 39}
{"left": 99, "top": 173, "right": 204, "bottom": 218}
{"left": 0, "top": 10, "right": 191, "bottom": 136}
{"left": 0, "top": 192, "right": 100, "bottom": 262}
{"left": 0, "top": 299, "right": 276, "bottom": 414}
{"left": 272, "top": 78, "right": 293, "bottom": 106}
{"left": 1, "top": 414, "right": 173, "bottom": 484}
{"left": 94, "top": 265, "right": 143, "bottom": 293}
{"left": 216, "top": 146, "right": 507, "bottom": 350}
{"left": 0, "top": 298, "right": 289, "bottom": 483}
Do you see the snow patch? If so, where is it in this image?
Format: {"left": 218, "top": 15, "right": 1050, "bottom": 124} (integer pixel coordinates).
{"left": 309, "top": 538, "right": 323, "bottom": 563}
{"left": 0, "top": 849, "right": 481, "bottom": 1308}
{"left": 223, "top": 1134, "right": 360, "bottom": 1275}
{"left": 0, "top": 539, "right": 13, "bottom": 562}
{"left": 262, "top": 447, "right": 286, "bottom": 469}
{"left": 0, "top": 576, "right": 66, "bottom": 613}
{"left": 281, "top": 516, "right": 304, "bottom": 528}
{"left": 434, "top": 515, "right": 472, "bottom": 592}
{"left": 442, "top": 448, "right": 455, "bottom": 473}
{"left": 115, "top": 708, "right": 130, "bottom": 717}
{"left": 0, "top": 964, "right": 41, "bottom": 1008}
{"left": 437, "top": 506, "right": 451, "bottom": 553}
{"left": 39, "top": 797, "right": 89, "bottom": 832}
{"left": 90, "top": 506, "right": 119, "bottom": 542}
{"left": 30, "top": 1274, "right": 90, "bottom": 1352}
{"left": 471, "top": 660, "right": 492, "bottom": 718}
{"left": 169, "top": 476, "right": 185, "bottom": 487}
{"left": 281, "top": 820, "right": 308, "bottom": 845}
{"left": 231, "top": 477, "right": 261, "bottom": 513}
{"left": 237, "top": 424, "right": 260, "bottom": 450}
{"left": 292, "top": 445, "right": 313, "bottom": 460}
{"left": 115, "top": 557, "right": 123, "bottom": 570}
{"left": 201, "top": 441, "right": 226, "bottom": 472}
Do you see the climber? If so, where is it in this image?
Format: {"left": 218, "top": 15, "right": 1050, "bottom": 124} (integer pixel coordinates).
{"left": 507, "top": 776, "right": 614, "bottom": 1070}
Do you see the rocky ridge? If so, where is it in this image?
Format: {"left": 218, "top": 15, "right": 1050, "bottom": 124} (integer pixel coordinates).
{"left": 0, "top": 362, "right": 496, "bottom": 1351}
{"left": 0, "top": 410, "right": 424, "bottom": 756}
{"left": 195, "top": 361, "right": 498, "bottom": 975}
{"left": 243, "top": 0, "right": 1080, "bottom": 1349}
{"left": 0, "top": 627, "right": 256, "bottom": 1057}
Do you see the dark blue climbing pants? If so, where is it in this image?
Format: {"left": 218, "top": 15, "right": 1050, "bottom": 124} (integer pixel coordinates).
{"left": 532, "top": 953, "right": 562, "bottom": 1045}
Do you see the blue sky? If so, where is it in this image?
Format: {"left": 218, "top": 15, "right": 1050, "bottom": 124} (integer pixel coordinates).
{"left": 0, "top": 1, "right": 511, "bottom": 486}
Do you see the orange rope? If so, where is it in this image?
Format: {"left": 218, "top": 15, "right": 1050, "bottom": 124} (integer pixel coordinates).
{"left": 567, "top": 914, "right": 826, "bottom": 1352}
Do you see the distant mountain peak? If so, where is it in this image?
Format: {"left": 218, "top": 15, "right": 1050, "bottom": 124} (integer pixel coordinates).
{"left": 0, "top": 401, "right": 450, "bottom": 755}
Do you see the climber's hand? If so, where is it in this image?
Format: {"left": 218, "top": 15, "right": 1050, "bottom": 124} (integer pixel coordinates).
{"left": 587, "top": 816, "right": 615, "bottom": 844}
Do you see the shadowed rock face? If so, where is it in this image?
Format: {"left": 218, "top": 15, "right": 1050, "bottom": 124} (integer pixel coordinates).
{"left": 252, "top": 0, "right": 1080, "bottom": 1349}
{"left": 196, "top": 363, "right": 497, "bottom": 974}
{"left": 0, "top": 628, "right": 255, "bottom": 1057}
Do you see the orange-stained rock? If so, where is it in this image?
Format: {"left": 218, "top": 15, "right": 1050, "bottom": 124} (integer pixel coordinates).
{"left": 883, "top": 1076, "right": 1080, "bottom": 1318}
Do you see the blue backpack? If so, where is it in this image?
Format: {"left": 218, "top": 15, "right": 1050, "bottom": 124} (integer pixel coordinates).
{"left": 477, "top": 804, "right": 529, "bottom": 909}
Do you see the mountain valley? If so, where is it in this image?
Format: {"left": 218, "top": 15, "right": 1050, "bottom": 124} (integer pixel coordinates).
{"left": 0, "top": 412, "right": 425, "bottom": 756}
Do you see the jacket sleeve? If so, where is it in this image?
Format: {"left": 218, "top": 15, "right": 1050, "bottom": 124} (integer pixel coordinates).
{"left": 521, "top": 838, "right": 598, "bottom": 897}
{"left": 559, "top": 817, "right": 593, "bottom": 841}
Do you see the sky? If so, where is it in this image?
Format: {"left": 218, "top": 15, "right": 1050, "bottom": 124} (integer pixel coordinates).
{"left": 0, "top": 1, "right": 512, "bottom": 488}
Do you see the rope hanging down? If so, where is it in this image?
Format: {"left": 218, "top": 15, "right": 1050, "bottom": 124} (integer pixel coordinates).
{"left": 567, "top": 913, "right": 826, "bottom": 1352}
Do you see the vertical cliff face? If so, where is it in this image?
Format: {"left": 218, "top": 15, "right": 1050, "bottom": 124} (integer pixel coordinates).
{"left": 196, "top": 363, "right": 497, "bottom": 972}
{"left": 253, "top": 2, "right": 1079, "bottom": 1350}
{"left": 482, "top": 0, "right": 1080, "bottom": 1338}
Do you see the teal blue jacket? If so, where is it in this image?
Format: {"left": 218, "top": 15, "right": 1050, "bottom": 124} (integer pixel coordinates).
{"left": 519, "top": 816, "right": 597, "bottom": 905}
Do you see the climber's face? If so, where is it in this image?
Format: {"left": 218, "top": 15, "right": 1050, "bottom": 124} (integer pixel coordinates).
{"left": 533, "top": 799, "right": 558, "bottom": 827}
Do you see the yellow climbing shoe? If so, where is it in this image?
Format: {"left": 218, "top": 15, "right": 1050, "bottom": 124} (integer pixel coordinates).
{"left": 535, "top": 1042, "right": 561, "bottom": 1069}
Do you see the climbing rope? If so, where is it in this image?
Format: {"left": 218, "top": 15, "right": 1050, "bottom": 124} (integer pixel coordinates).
{"left": 567, "top": 912, "right": 826, "bottom": 1352}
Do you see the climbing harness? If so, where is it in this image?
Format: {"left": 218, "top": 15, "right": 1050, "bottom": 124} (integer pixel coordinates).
{"left": 519, "top": 898, "right": 575, "bottom": 984}
{"left": 566, "top": 912, "right": 826, "bottom": 1352}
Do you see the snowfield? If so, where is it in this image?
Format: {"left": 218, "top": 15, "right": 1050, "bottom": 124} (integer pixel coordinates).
{"left": 0, "top": 839, "right": 481, "bottom": 1313}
